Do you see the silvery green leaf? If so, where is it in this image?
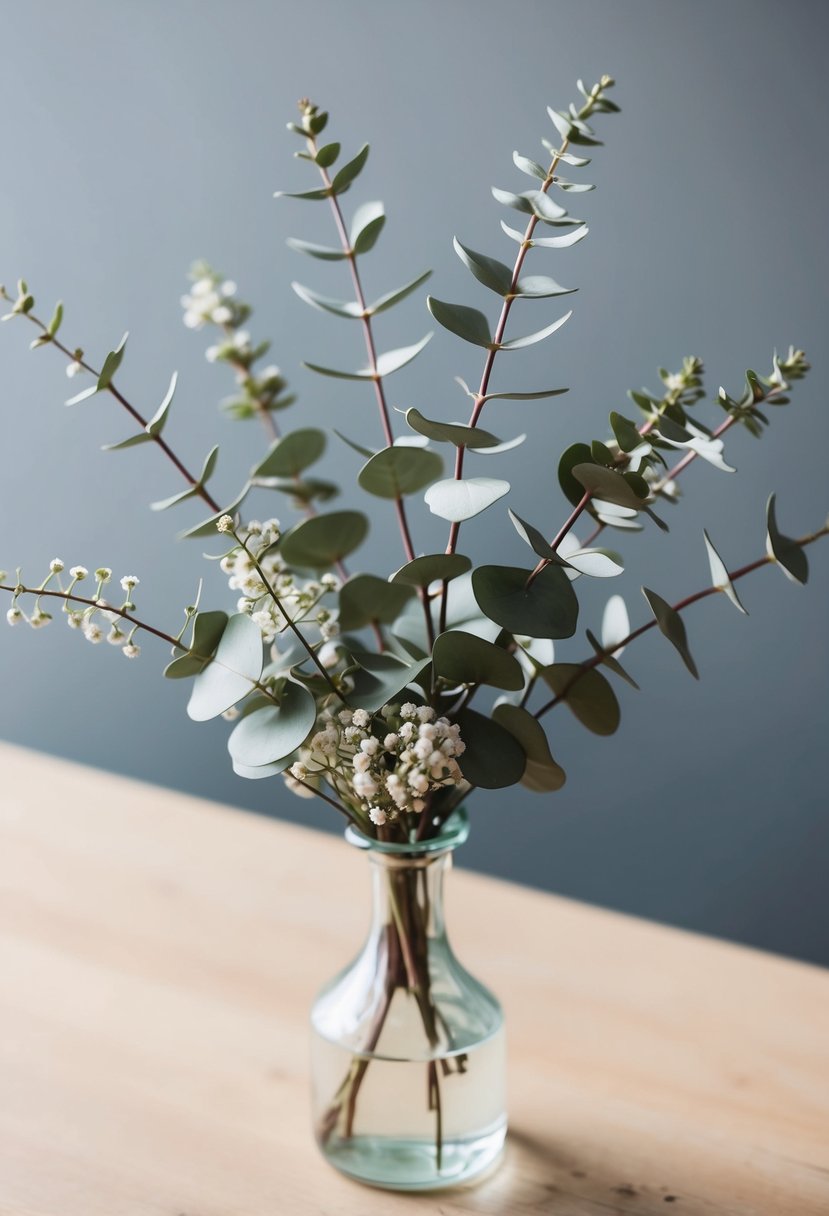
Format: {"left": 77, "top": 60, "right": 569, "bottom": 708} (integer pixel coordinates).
{"left": 198, "top": 445, "right": 219, "bottom": 486}
{"left": 585, "top": 628, "right": 640, "bottom": 690}
{"left": 550, "top": 149, "right": 592, "bottom": 167}
{"left": 254, "top": 428, "right": 327, "bottom": 478}
{"left": 279, "top": 510, "right": 369, "bottom": 569}
{"left": 101, "top": 430, "right": 152, "bottom": 452}
{"left": 358, "top": 445, "right": 443, "bottom": 498}
{"left": 492, "top": 186, "right": 535, "bottom": 214}
{"left": 227, "top": 680, "right": 316, "bottom": 766}
{"left": 547, "top": 107, "right": 574, "bottom": 141}
{"left": 404, "top": 407, "right": 501, "bottom": 448}
{"left": 482, "top": 386, "right": 569, "bottom": 402}
{"left": 595, "top": 510, "right": 644, "bottom": 531}
{"left": 314, "top": 141, "right": 340, "bottom": 168}
{"left": 47, "top": 301, "right": 63, "bottom": 336}
{"left": 513, "top": 151, "right": 548, "bottom": 180}
{"left": 151, "top": 484, "right": 199, "bottom": 512}
{"left": 147, "top": 370, "right": 177, "bottom": 436}
{"left": 291, "top": 282, "right": 363, "bottom": 318}
{"left": 474, "top": 433, "right": 526, "bottom": 455}
{"left": 178, "top": 486, "right": 250, "bottom": 539}
{"left": 609, "top": 411, "right": 643, "bottom": 453}
{"left": 452, "top": 238, "right": 513, "bottom": 295}
{"left": 65, "top": 385, "right": 97, "bottom": 406}
{"left": 456, "top": 708, "right": 526, "bottom": 789}
{"left": 497, "top": 310, "right": 572, "bottom": 351}
{"left": 274, "top": 186, "right": 331, "bottom": 201}
{"left": 601, "top": 594, "right": 630, "bottom": 654}
{"left": 369, "top": 270, "right": 432, "bottom": 315}
{"left": 642, "top": 587, "right": 699, "bottom": 678}
{"left": 523, "top": 224, "right": 590, "bottom": 248}
{"left": 572, "top": 463, "right": 647, "bottom": 509}
{"left": 424, "top": 477, "right": 509, "bottom": 522}
{"left": 554, "top": 178, "right": 595, "bottom": 192}
{"left": 192, "top": 610, "right": 229, "bottom": 657}
{"left": 427, "top": 296, "right": 492, "bottom": 347}
{"left": 334, "top": 430, "right": 375, "bottom": 458}
{"left": 514, "top": 275, "right": 576, "bottom": 299}
{"left": 232, "top": 758, "right": 293, "bottom": 780}
{"left": 390, "top": 553, "right": 472, "bottom": 588}
{"left": 565, "top": 547, "right": 624, "bottom": 578}
{"left": 187, "top": 613, "right": 264, "bottom": 721}
{"left": 703, "top": 530, "right": 748, "bottom": 613}
{"left": 542, "top": 664, "right": 620, "bottom": 735}
{"left": 348, "top": 652, "right": 430, "bottom": 713}
{"left": 251, "top": 475, "right": 338, "bottom": 504}
{"left": 304, "top": 332, "right": 432, "bottom": 379}
{"left": 472, "top": 564, "right": 578, "bottom": 639}
{"left": 338, "top": 574, "right": 414, "bottom": 630}
{"left": 331, "top": 143, "right": 369, "bottom": 194}
{"left": 765, "top": 494, "right": 809, "bottom": 585}
{"left": 286, "top": 237, "right": 348, "bottom": 261}
{"left": 508, "top": 509, "right": 556, "bottom": 560}
{"left": 97, "top": 332, "right": 128, "bottom": 390}
{"left": 492, "top": 703, "right": 566, "bottom": 793}
{"left": 350, "top": 200, "right": 385, "bottom": 253}
{"left": 432, "top": 629, "right": 524, "bottom": 691}
{"left": 655, "top": 429, "right": 736, "bottom": 472}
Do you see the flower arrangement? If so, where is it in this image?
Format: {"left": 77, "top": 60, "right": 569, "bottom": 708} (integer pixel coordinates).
{"left": 1, "top": 76, "right": 825, "bottom": 1186}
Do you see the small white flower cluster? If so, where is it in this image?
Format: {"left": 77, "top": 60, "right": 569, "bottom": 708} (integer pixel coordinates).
{"left": 4, "top": 561, "right": 141, "bottom": 658}
{"left": 181, "top": 274, "right": 240, "bottom": 331}
{"left": 285, "top": 702, "right": 466, "bottom": 824}
{"left": 220, "top": 520, "right": 340, "bottom": 646}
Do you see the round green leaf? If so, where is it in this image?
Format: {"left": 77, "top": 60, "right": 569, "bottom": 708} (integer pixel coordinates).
{"left": 349, "top": 652, "right": 430, "bottom": 713}
{"left": 404, "top": 407, "right": 501, "bottom": 449}
{"left": 456, "top": 708, "right": 526, "bottom": 789}
{"left": 187, "top": 613, "right": 264, "bottom": 722}
{"left": 541, "top": 664, "right": 620, "bottom": 735}
{"left": 492, "top": 703, "right": 566, "bottom": 792}
{"left": 572, "top": 462, "right": 647, "bottom": 509}
{"left": 227, "top": 680, "right": 316, "bottom": 767}
{"left": 558, "top": 443, "right": 595, "bottom": 508}
{"left": 358, "top": 446, "right": 443, "bottom": 499}
{"left": 432, "top": 630, "right": 524, "bottom": 691}
{"left": 279, "top": 511, "right": 369, "bottom": 569}
{"left": 472, "top": 564, "right": 578, "bottom": 639}
{"left": 390, "top": 553, "right": 472, "bottom": 587}
{"left": 254, "top": 428, "right": 327, "bottom": 478}
{"left": 339, "top": 575, "right": 414, "bottom": 630}
{"left": 427, "top": 296, "right": 492, "bottom": 347}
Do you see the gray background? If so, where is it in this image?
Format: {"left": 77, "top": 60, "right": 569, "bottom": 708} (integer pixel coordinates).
{"left": 2, "top": 0, "right": 827, "bottom": 963}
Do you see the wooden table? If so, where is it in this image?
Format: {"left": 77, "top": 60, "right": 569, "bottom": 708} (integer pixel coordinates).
{"left": 1, "top": 741, "right": 827, "bottom": 1215}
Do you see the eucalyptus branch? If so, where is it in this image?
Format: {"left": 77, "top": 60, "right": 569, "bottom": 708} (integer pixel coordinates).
{"left": 0, "top": 287, "right": 222, "bottom": 515}
{"left": 533, "top": 522, "right": 829, "bottom": 720}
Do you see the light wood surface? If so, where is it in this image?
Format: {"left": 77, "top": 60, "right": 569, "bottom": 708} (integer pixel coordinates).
{"left": 0, "top": 741, "right": 827, "bottom": 1215}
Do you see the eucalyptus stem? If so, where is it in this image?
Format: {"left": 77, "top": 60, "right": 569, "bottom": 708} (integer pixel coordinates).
{"left": 2, "top": 294, "right": 223, "bottom": 515}
{"left": 533, "top": 523, "right": 829, "bottom": 720}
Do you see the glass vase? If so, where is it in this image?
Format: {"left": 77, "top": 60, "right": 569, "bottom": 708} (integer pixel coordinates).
{"left": 310, "top": 808, "right": 507, "bottom": 1191}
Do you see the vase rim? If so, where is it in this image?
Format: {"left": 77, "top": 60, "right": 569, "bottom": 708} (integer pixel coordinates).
{"left": 344, "top": 805, "right": 469, "bottom": 857}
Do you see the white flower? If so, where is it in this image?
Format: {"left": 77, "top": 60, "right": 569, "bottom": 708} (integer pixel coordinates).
{"left": 122, "top": 643, "right": 140, "bottom": 658}
{"left": 368, "top": 807, "right": 387, "bottom": 826}
{"left": 120, "top": 575, "right": 139, "bottom": 592}
{"left": 211, "top": 305, "right": 233, "bottom": 325}
{"left": 69, "top": 566, "right": 88, "bottom": 580}
{"left": 49, "top": 558, "right": 64, "bottom": 573}
{"left": 205, "top": 345, "right": 221, "bottom": 363}
{"left": 66, "top": 611, "right": 84, "bottom": 629}
{"left": 416, "top": 706, "right": 435, "bottom": 723}
{"left": 289, "top": 761, "right": 308, "bottom": 782}
{"left": 352, "top": 752, "right": 371, "bottom": 774}
{"left": 106, "top": 628, "right": 126, "bottom": 646}
{"left": 352, "top": 709, "right": 370, "bottom": 729}
{"left": 66, "top": 361, "right": 83, "bottom": 378}
{"left": 664, "top": 372, "right": 684, "bottom": 393}
{"left": 400, "top": 702, "right": 418, "bottom": 719}
{"left": 217, "top": 515, "right": 234, "bottom": 534}
{"left": 83, "top": 622, "right": 103, "bottom": 644}
{"left": 222, "top": 706, "right": 240, "bottom": 721}
{"left": 95, "top": 568, "right": 112, "bottom": 583}
{"left": 360, "top": 736, "right": 379, "bottom": 756}
{"left": 182, "top": 310, "right": 202, "bottom": 330}
{"left": 6, "top": 607, "right": 22, "bottom": 625}
{"left": 383, "top": 733, "right": 399, "bottom": 751}
{"left": 220, "top": 280, "right": 237, "bottom": 298}
{"left": 30, "top": 610, "right": 51, "bottom": 628}
{"left": 338, "top": 709, "right": 354, "bottom": 726}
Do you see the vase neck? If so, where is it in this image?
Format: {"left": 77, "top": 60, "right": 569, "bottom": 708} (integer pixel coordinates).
{"left": 367, "top": 849, "right": 452, "bottom": 946}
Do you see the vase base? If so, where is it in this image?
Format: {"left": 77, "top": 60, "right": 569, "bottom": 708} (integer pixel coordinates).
{"left": 319, "top": 1119, "right": 507, "bottom": 1192}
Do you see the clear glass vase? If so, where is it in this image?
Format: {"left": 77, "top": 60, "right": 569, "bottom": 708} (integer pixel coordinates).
{"left": 310, "top": 808, "right": 507, "bottom": 1191}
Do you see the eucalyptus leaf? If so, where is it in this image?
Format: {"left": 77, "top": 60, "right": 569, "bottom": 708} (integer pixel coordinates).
{"left": 609, "top": 411, "right": 643, "bottom": 453}
{"left": 164, "top": 653, "right": 206, "bottom": 680}
{"left": 514, "top": 275, "right": 576, "bottom": 299}
{"left": 291, "top": 282, "right": 363, "bottom": 318}
{"left": 558, "top": 443, "right": 595, "bottom": 507}
{"left": 601, "top": 594, "right": 630, "bottom": 653}
{"left": 564, "top": 547, "right": 624, "bottom": 578}
{"left": 358, "top": 445, "right": 443, "bottom": 498}
{"left": 274, "top": 186, "right": 331, "bottom": 201}
{"left": 554, "top": 178, "right": 595, "bottom": 192}
{"left": 512, "top": 150, "right": 548, "bottom": 180}
{"left": 97, "top": 332, "right": 128, "bottom": 391}
{"left": 473, "top": 433, "right": 527, "bottom": 455}
{"left": 254, "top": 428, "right": 327, "bottom": 478}
{"left": 452, "top": 238, "right": 513, "bottom": 295}
{"left": 286, "top": 237, "right": 349, "bottom": 261}
{"left": 390, "top": 553, "right": 472, "bottom": 587}
{"left": 483, "top": 386, "right": 569, "bottom": 402}
{"left": 492, "top": 703, "right": 566, "bottom": 792}
{"left": 424, "top": 477, "right": 510, "bottom": 522}
{"left": 314, "top": 141, "right": 340, "bottom": 168}
{"left": 427, "top": 296, "right": 492, "bottom": 347}
{"left": 585, "top": 629, "right": 640, "bottom": 690}
{"left": 279, "top": 510, "right": 368, "bottom": 569}
{"left": 370, "top": 270, "right": 432, "bottom": 315}
{"left": 432, "top": 630, "right": 524, "bottom": 691}
{"left": 508, "top": 509, "right": 556, "bottom": 560}
{"left": 642, "top": 587, "right": 699, "bottom": 678}
{"left": 456, "top": 708, "right": 526, "bottom": 789}
{"left": 331, "top": 143, "right": 369, "bottom": 194}
{"left": 547, "top": 107, "right": 574, "bottom": 141}
{"left": 541, "top": 664, "right": 620, "bottom": 735}
{"left": 187, "top": 613, "right": 264, "bottom": 721}
{"left": 339, "top": 575, "right": 414, "bottom": 630}
{"left": 497, "top": 311, "right": 571, "bottom": 351}
{"left": 227, "top": 680, "right": 316, "bottom": 766}
{"left": 572, "top": 463, "right": 647, "bottom": 509}
{"left": 472, "top": 563, "right": 578, "bottom": 639}
{"left": 766, "top": 493, "right": 809, "bottom": 585}
{"left": 334, "top": 430, "right": 375, "bottom": 458}
{"left": 404, "top": 407, "right": 501, "bottom": 449}
{"left": 349, "top": 652, "right": 430, "bottom": 713}
{"left": 703, "top": 530, "right": 748, "bottom": 613}
{"left": 350, "top": 201, "right": 385, "bottom": 253}
{"left": 177, "top": 486, "right": 250, "bottom": 539}
{"left": 304, "top": 332, "right": 432, "bottom": 379}
{"left": 501, "top": 220, "right": 589, "bottom": 248}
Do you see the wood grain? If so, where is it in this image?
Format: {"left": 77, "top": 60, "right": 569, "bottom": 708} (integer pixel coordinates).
{"left": 0, "top": 740, "right": 827, "bottom": 1215}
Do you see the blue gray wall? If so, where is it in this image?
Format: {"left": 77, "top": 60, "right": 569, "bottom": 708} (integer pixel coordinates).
{"left": 2, "top": 0, "right": 827, "bottom": 963}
